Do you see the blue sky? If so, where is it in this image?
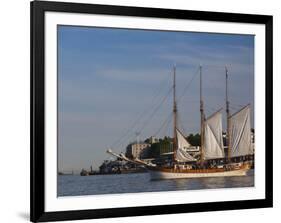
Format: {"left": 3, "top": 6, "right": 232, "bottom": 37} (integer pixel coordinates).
{"left": 58, "top": 25, "right": 254, "bottom": 173}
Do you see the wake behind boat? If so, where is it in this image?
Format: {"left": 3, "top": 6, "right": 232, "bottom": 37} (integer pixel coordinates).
{"left": 108, "top": 65, "right": 254, "bottom": 180}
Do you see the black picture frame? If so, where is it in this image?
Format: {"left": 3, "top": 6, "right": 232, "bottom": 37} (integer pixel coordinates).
{"left": 30, "top": 0, "right": 273, "bottom": 222}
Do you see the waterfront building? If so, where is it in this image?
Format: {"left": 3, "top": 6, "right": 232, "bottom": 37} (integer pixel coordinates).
{"left": 149, "top": 136, "right": 159, "bottom": 144}
{"left": 126, "top": 142, "right": 151, "bottom": 159}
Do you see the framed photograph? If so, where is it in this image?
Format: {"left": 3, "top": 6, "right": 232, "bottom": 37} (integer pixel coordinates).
{"left": 30, "top": 0, "right": 273, "bottom": 222}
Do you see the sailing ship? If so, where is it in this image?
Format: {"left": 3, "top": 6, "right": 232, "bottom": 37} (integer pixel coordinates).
{"left": 107, "top": 65, "right": 254, "bottom": 180}
{"left": 147, "top": 65, "right": 253, "bottom": 180}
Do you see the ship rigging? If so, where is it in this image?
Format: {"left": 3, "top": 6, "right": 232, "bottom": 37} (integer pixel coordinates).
{"left": 107, "top": 65, "right": 254, "bottom": 180}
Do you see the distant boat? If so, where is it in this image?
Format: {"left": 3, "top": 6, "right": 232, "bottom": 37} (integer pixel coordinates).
{"left": 80, "top": 166, "right": 98, "bottom": 176}
{"left": 59, "top": 170, "right": 74, "bottom": 175}
{"left": 147, "top": 66, "right": 253, "bottom": 180}
{"left": 80, "top": 169, "right": 89, "bottom": 176}
{"left": 88, "top": 166, "right": 97, "bottom": 175}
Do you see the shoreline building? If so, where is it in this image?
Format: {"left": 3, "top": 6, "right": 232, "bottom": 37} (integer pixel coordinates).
{"left": 125, "top": 142, "right": 151, "bottom": 159}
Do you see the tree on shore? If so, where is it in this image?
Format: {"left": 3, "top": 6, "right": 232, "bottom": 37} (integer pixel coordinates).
{"left": 187, "top": 133, "right": 201, "bottom": 146}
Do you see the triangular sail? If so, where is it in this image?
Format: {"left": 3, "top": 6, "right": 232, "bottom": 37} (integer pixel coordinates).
{"left": 204, "top": 110, "right": 225, "bottom": 159}
{"left": 175, "top": 129, "right": 196, "bottom": 162}
{"left": 229, "top": 105, "right": 252, "bottom": 157}
{"left": 176, "top": 128, "right": 191, "bottom": 149}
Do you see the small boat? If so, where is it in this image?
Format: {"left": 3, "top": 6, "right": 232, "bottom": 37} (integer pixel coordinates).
{"left": 88, "top": 166, "right": 96, "bottom": 175}
{"left": 80, "top": 169, "right": 89, "bottom": 176}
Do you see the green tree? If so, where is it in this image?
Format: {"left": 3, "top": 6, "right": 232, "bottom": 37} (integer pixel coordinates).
{"left": 187, "top": 133, "right": 201, "bottom": 146}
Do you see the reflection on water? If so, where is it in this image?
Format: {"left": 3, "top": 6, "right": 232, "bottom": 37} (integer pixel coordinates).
{"left": 58, "top": 169, "right": 254, "bottom": 197}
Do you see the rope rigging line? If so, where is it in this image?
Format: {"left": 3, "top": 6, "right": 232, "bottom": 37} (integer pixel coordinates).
{"left": 115, "top": 86, "right": 173, "bottom": 149}
{"left": 204, "top": 107, "right": 214, "bottom": 115}
{"left": 230, "top": 102, "right": 246, "bottom": 108}
{"left": 177, "top": 67, "right": 200, "bottom": 104}
{"left": 152, "top": 112, "right": 173, "bottom": 137}
{"left": 202, "top": 64, "right": 232, "bottom": 70}
{"left": 205, "top": 104, "right": 222, "bottom": 114}
{"left": 110, "top": 71, "right": 171, "bottom": 149}
{"left": 137, "top": 86, "right": 173, "bottom": 135}
{"left": 177, "top": 112, "right": 188, "bottom": 135}
{"left": 229, "top": 103, "right": 246, "bottom": 112}
{"left": 164, "top": 117, "right": 172, "bottom": 138}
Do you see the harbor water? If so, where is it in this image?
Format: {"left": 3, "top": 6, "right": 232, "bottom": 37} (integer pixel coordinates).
{"left": 58, "top": 169, "right": 254, "bottom": 196}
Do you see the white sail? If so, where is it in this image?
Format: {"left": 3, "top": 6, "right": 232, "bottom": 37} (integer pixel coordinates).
{"left": 204, "top": 110, "right": 225, "bottom": 159}
{"left": 175, "top": 129, "right": 196, "bottom": 162}
{"left": 229, "top": 105, "right": 252, "bottom": 157}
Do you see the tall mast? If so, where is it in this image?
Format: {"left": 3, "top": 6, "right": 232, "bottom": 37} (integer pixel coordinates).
{"left": 200, "top": 65, "right": 205, "bottom": 164}
{"left": 225, "top": 66, "right": 231, "bottom": 162}
{"left": 173, "top": 65, "right": 177, "bottom": 163}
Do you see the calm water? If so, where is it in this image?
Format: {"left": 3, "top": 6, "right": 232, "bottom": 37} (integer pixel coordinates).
{"left": 58, "top": 170, "right": 254, "bottom": 196}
